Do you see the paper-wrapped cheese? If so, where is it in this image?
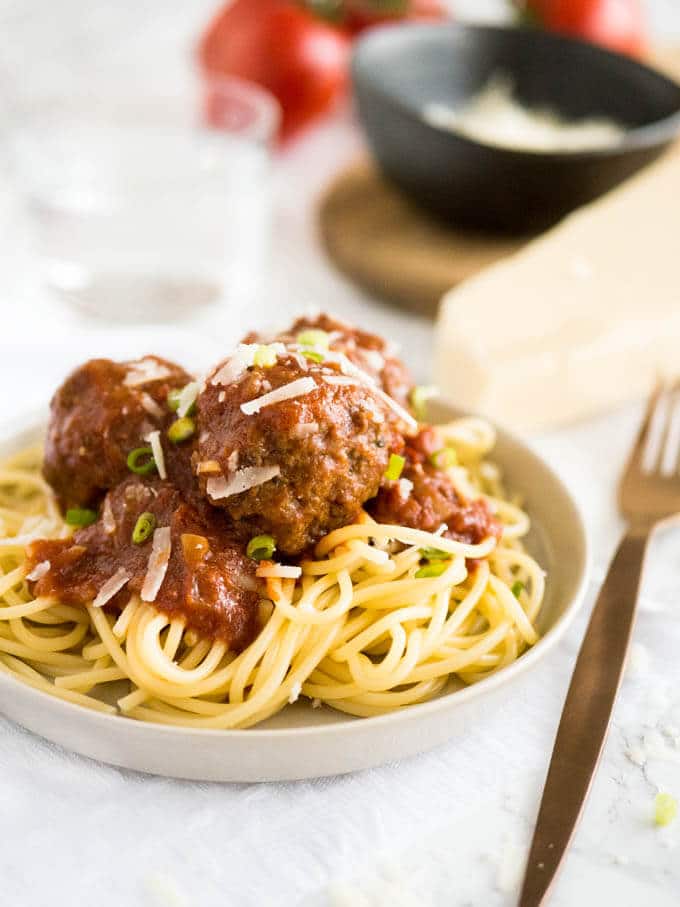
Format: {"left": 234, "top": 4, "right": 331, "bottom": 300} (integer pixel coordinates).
{"left": 435, "top": 146, "right": 680, "bottom": 433}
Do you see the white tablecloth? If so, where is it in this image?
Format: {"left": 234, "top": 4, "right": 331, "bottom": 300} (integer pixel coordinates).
{"left": 2, "top": 3, "right": 680, "bottom": 905}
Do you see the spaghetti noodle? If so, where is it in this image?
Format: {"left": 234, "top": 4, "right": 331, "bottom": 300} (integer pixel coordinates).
{"left": 0, "top": 418, "right": 545, "bottom": 729}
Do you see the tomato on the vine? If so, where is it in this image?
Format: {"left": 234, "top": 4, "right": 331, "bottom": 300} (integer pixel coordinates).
{"left": 198, "top": 0, "right": 452, "bottom": 140}
{"left": 198, "top": 0, "right": 351, "bottom": 140}
{"left": 342, "top": 0, "right": 447, "bottom": 36}
{"left": 521, "top": 0, "right": 646, "bottom": 58}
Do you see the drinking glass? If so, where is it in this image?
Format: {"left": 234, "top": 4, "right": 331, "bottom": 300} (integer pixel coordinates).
{"left": 9, "top": 76, "right": 280, "bottom": 325}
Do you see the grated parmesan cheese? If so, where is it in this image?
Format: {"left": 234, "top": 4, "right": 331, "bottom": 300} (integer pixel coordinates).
{"left": 323, "top": 375, "right": 359, "bottom": 387}
{"left": 26, "top": 560, "right": 50, "bottom": 582}
{"left": 256, "top": 563, "right": 302, "bottom": 579}
{"left": 325, "top": 351, "right": 418, "bottom": 433}
{"left": 141, "top": 527, "right": 172, "bottom": 602}
{"left": 210, "top": 345, "right": 259, "bottom": 386}
{"left": 207, "top": 465, "right": 281, "bottom": 499}
{"left": 370, "top": 384, "right": 418, "bottom": 434}
{"left": 102, "top": 497, "right": 116, "bottom": 534}
{"left": 211, "top": 341, "right": 288, "bottom": 388}
{"left": 93, "top": 567, "right": 131, "bottom": 608}
{"left": 359, "top": 348, "right": 385, "bottom": 372}
{"left": 176, "top": 380, "right": 201, "bottom": 418}
{"left": 289, "top": 351, "right": 309, "bottom": 371}
{"left": 124, "top": 358, "right": 171, "bottom": 387}
{"left": 139, "top": 392, "right": 164, "bottom": 419}
{"left": 240, "top": 377, "right": 317, "bottom": 415}
{"left": 145, "top": 430, "right": 167, "bottom": 480}
{"left": 398, "top": 478, "right": 414, "bottom": 499}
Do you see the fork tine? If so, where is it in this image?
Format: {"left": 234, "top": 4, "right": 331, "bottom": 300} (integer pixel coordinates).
{"left": 660, "top": 378, "right": 680, "bottom": 475}
{"left": 630, "top": 378, "right": 667, "bottom": 473}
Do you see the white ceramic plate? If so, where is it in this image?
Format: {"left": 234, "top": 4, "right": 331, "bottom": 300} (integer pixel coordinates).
{"left": 0, "top": 403, "right": 590, "bottom": 782}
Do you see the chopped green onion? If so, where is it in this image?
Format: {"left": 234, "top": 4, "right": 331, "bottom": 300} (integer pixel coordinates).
{"left": 415, "top": 562, "right": 449, "bottom": 579}
{"left": 511, "top": 580, "right": 524, "bottom": 598}
{"left": 409, "top": 385, "right": 437, "bottom": 422}
{"left": 65, "top": 507, "right": 97, "bottom": 527}
{"left": 126, "top": 446, "right": 156, "bottom": 475}
{"left": 419, "top": 546, "right": 450, "bottom": 562}
{"left": 429, "top": 447, "right": 457, "bottom": 470}
{"left": 132, "top": 511, "right": 156, "bottom": 545}
{"left": 385, "top": 453, "right": 406, "bottom": 481}
{"left": 246, "top": 534, "right": 276, "bottom": 561}
{"left": 167, "top": 417, "right": 195, "bottom": 444}
{"left": 655, "top": 792, "right": 678, "bottom": 827}
{"left": 297, "top": 329, "right": 329, "bottom": 350}
{"left": 253, "top": 345, "right": 278, "bottom": 368}
{"left": 167, "top": 388, "right": 182, "bottom": 412}
{"left": 168, "top": 386, "right": 196, "bottom": 416}
{"left": 302, "top": 349, "right": 325, "bottom": 363}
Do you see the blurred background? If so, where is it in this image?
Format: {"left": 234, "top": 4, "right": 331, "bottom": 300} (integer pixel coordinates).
{"left": 1, "top": 0, "right": 679, "bottom": 417}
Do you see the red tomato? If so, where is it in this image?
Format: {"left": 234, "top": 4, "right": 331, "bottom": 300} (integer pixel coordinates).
{"left": 198, "top": 0, "right": 351, "bottom": 140}
{"left": 343, "top": 0, "right": 448, "bottom": 35}
{"left": 524, "top": 0, "right": 646, "bottom": 58}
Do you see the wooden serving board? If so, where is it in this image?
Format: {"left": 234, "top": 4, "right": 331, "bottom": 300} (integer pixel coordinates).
{"left": 319, "top": 46, "right": 680, "bottom": 317}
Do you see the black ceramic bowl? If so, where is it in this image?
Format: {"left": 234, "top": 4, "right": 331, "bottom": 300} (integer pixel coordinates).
{"left": 352, "top": 23, "right": 680, "bottom": 232}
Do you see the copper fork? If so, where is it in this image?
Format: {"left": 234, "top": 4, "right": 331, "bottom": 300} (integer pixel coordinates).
{"left": 519, "top": 381, "right": 680, "bottom": 906}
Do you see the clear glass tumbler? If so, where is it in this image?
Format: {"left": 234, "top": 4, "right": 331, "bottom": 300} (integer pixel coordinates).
{"left": 10, "top": 76, "right": 280, "bottom": 325}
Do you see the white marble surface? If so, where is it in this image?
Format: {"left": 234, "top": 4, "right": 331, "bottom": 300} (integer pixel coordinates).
{"left": 1, "top": 2, "right": 680, "bottom": 905}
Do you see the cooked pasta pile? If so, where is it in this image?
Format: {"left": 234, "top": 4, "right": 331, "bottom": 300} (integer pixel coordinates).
{"left": 0, "top": 418, "right": 545, "bottom": 728}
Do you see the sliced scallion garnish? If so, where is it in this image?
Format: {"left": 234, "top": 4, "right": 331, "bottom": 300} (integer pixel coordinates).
{"left": 419, "top": 546, "right": 450, "bottom": 562}
{"left": 167, "top": 388, "right": 182, "bottom": 412}
{"left": 429, "top": 447, "right": 457, "bottom": 470}
{"left": 654, "top": 792, "right": 678, "bottom": 826}
{"left": 415, "top": 562, "right": 448, "bottom": 579}
{"left": 132, "top": 512, "right": 156, "bottom": 544}
{"left": 126, "top": 446, "right": 156, "bottom": 475}
{"left": 168, "top": 385, "right": 197, "bottom": 416}
{"left": 167, "top": 417, "right": 195, "bottom": 444}
{"left": 65, "top": 507, "right": 98, "bottom": 527}
{"left": 297, "top": 329, "right": 329, "bottom": 350}
{"left": 246, "top": 534, "right": 276, "bottom": 561}
{"left": 384, "top": 453, "right": 406, "bottom": 481}
{"left": 253, "top": 345, "right": 278, "bottom": 368}
{"left": 409, "top": 385, "right": 437, "bottom": 422}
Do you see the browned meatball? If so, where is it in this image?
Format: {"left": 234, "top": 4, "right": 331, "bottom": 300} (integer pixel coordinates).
{"left": 368, "top": 427, "right": 502, "bottom": 545}
{"left": 43, "top": 356, "right": 192, "bottom": 508}
{"left": 194, "top": 351, "right": 405, "bottom": 555}
{"left": 243, "top": 312, "right": 414, "bottom": 409}
{"left": 27, "top": 477, "right": 261, "bottom": 649}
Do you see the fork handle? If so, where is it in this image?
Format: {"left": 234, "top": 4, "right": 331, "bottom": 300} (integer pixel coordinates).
{"left": 518, "top": 525, "right": 651, "bottom": 907}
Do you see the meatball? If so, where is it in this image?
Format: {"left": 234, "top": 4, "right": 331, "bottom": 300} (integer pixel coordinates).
{"left": 194, "top": 351, "right": 405, "bottom": 555}
{"left": 243, "top": 312, "right": 414, "bottom": 409}
{"left": 367, "top": 428, "right": 502, "bottom": 545}
{"left": 27, "top": 477, "right": 261, "bottom": 649}
{"left": 43, "top": 356, "right": 192, "bottom": 508}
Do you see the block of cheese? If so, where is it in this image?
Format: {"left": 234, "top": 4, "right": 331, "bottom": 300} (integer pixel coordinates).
{"left": 435, "top": 145, "right": 680, "bottom": 433}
